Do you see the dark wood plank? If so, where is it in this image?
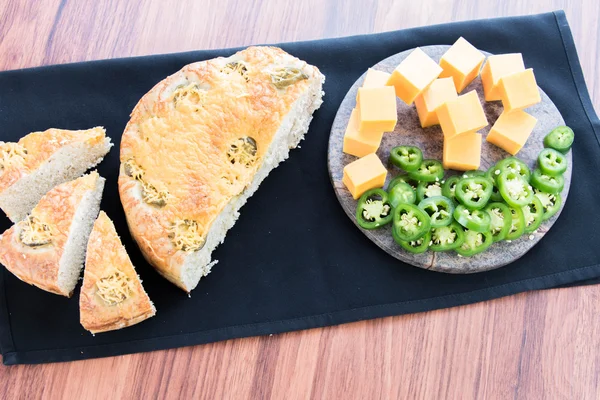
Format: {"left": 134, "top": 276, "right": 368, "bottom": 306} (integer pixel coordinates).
{"left": 0, "top": 1, "right": 599, "bottom": 399}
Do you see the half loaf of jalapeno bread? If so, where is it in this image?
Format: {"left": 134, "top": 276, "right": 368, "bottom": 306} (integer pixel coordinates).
{"left": 119, "top": 46, "right": 325, "bottom": 292}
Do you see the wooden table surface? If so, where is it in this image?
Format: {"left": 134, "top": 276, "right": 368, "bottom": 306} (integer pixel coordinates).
{"left": 1, "top": 1, "right": 599, "bottom": 399}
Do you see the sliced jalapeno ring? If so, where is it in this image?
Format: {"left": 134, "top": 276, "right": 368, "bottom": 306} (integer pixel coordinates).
{"left": 388, "top": 182, "right": 416, "bottom": 207}
{"left": 544, "top": 126, "right": 574, "bottom": 154}
{"left": 416, "top": 181, "right": 442, "bottom": 203}
{"left": 387, "top": 175, "right": 418, "bottom": 191}
{"left": 534, "top": 190, "right": 562, "bottom": 221}
{"left": 506, "top": 206, "right": 525, "bottom": 240}
{"left": 389, "top": 146, "right": 423, "bottom": 172}
{"left": 497, "top": 170, "right": 535, "bottom": 208}
{"left": 538, "top": 148, "right": 567, "bottom": 176}
{"left": 453, "top": 205, "right": 491, "bottom": 232}
{"left": 392, "top": 203, "right": 431, "bottom": 241}
{"left": 394, "top": 229, "right": 431, "bottom": 254}
{"left": 429, "top": 221, "right": 465, "bottom": 252}
{"left": 355, "top": 188, "right": 393, "bottom": 230}
{"left": 418, "top": 196, "right": 455, "bottom": 228}
{"left": 407, "top": 159, "right": 444, "bottom": 183}
{"left": 485, "top": 202, "right": 511, "bottom": 242}
{"left": 455, "top": 177, "right": 493, "bottom": 210}
{"left": 442, "top": 175, "right": 460, "bottom": 202}
{"left": 521, "top": 196, "right": 544, "bottom": 234}
{"left": 530, "top": 168, "right": 564, "bottom": 194}
{"left": 489, "top": 157, "right": 531, "bottom": 185}
{"left": 456, "top": 230, "right": 493, "bottom": 257}
{"left": 461, "top": 170, "right": 486, "bottom": 179}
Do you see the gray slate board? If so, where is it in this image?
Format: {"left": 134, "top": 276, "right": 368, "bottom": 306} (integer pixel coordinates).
{"left": 327, "top": 45, "right": 571, "bottom": 273}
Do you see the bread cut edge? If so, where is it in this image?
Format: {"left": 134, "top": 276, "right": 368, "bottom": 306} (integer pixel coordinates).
{"left": 57, "top": 175, "right": 105, "bottom": 296}
{"left": 0, "top": 137, "right": 112, "bottom": 222}
{"left": 178, "top": 74, "right": 325, "bottom": 292}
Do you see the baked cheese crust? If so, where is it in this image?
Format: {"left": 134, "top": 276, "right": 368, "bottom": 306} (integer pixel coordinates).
{"left": 119, "top": 46, "right": 324, "bottom": 290}
{"left": 80, "top": 211, "right": 156, "bottom": 334}
{"left": 0, "top": 172, "right": 101, "bottom": 296}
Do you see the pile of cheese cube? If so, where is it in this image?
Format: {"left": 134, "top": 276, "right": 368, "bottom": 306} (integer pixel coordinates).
{"left": 342, "top": 37, "right": 541, "bottom": 200}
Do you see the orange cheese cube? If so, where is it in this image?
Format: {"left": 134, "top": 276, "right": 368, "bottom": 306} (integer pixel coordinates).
{"left": 443, "top": 132, "right": 482, "bottom": 171}
{"left": 357, "top": 86, "right": 398, "bottom": 132}
{"left": 481, "top": 53, "right": 525, "bottom": 101}
{"left": 486, "top": 110, "right": 537, "bottom": 155}
{"left": 363, "top": 68, "right": 391, "bottom": 88}
{"left": 386, "top": 48, "right": 442, "bottom": 105}
{"left": 436, "top": 90, "right": 488, "bottom": 139}
{"left": 343, "top": 108, "right": 384, "bottom": 157}
{"left": 439, "top": 37, "right": 486, "bottom": 93}
{"left": 356, "top": 69, "right": 392, "bottom": 101}
{"left": 342, "top": 153, "right": 387, "bottom": 200}
{"left": 498, "top": 69, "right": 541, "bottom": 112}
{"left": 414, "top": 77, "right": 458, "bottom": 128}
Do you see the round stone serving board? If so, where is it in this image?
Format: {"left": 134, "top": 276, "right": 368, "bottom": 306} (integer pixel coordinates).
{"left": 328, "top": 45, "right": 572, "bottom": 273}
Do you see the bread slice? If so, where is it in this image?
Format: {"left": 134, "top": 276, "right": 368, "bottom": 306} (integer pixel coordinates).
{"left": 80, "top": 211, "right": 155, "bottom": 334}
{"left": 119, "top": 46, "right": 325, "bottom": 292}
{"left": 0, "top": 127, "right": 112, "bottom": 222}
{"left": 0, "top": 172, "right": 104, "bottom": 296}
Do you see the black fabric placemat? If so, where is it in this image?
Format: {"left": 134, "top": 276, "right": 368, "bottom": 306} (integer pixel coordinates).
{"left": 0, "top": 10, "right": 599, "bottom": 365}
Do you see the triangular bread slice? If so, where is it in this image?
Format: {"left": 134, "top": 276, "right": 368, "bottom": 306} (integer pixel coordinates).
{"left": 0, "top": 127, "right": 112, "bottom": 222}
{"left": 0, "top": 171, "right": 104, "bottom": 296}
{"left": 80, "top": 211, "right": 156, "bottom": 334}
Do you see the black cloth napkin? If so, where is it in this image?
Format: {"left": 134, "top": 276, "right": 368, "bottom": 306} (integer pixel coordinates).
{"left": 0, "top": 10, "right": 598, "bottom": 365}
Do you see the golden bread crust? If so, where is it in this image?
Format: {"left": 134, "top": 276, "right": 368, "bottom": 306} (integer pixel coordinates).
{"left": 80, "top": 211, "right": 155, "bottom": 334}
{"left": 119, "top": 46, "right": 322, "bottom": 288}
{"left": 0, "top": 172, "right": 100, "bottom": 296}
{"left": 0, "top": 127, "right": 106, "bottom": 193}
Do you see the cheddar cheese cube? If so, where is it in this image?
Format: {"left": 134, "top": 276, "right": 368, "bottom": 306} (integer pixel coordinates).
{"left": 443, "top": 132, "right": 482, "bottom": 171}
{"left": 343, "top": 108, "right": 384, "bottom": 157}
{"left": 363, "top": 68, "right": 391, "bottom": 88}
{"left": 356, "top": 69, "right": 392, "bottom": 101}
{"left": 486, "top": 110, "right": 537, "bottom": 155}
{"left": 342, "top": 153, "right": 387, "bottom": 200}
{"left": 357, "top": 86, "right": 398, "bottom": 132}
{"left": 481, "top": 53, "right": 525, "bottom": 101}
{"left": 386, "top": 48, "right": 442, "bottom": 105}
{"left": 439, "top": 37, "right": 485, "bottom": 93}
{"left": 414, "top": 77, "right": 458, "bottom": 128}
{"left": 436, "top": 90, "right": 488, "bottom": 139}
{"left": 498, "top": 69, "right": 541, "bottom": 112}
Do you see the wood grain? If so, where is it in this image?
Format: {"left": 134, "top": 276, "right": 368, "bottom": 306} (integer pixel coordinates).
{"left": 1, "top": 0, "right": 599, "bottom": 399}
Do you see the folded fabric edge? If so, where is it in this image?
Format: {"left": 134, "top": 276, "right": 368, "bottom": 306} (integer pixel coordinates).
{"left": 4, "top": 260, "right": 600, "bottom": 365}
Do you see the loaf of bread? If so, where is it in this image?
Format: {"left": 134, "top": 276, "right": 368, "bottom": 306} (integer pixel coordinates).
{"left": 80, "top": 211, "right": 155, "bottom": 334}
{"left": 0, "top": 127, "right": 112, "bottom": 222}
{"left": 0, "top": 172, "right": 105, "bottom": 296}
{"left": 119, "top": 46, "right": 324, "bottom": 292}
